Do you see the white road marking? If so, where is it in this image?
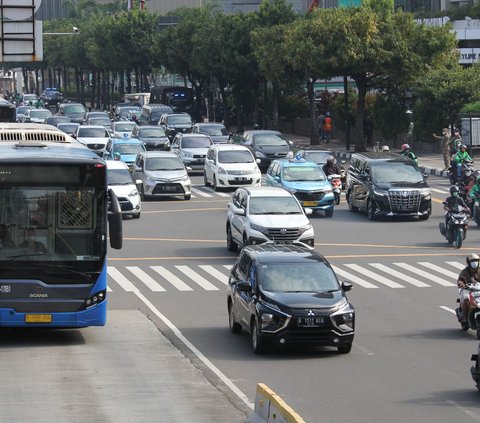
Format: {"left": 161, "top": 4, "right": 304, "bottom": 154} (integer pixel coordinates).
{"left": 126, "top": 266, "right": 166, "bottom": 292}
{"left": 431, "top": 188, "right": 449, "bottom": 194}
{"left": 150, "top": 266, "right": 193, "bottom": 291}
{"left": 331, "top": 265, "right": 378, "bottom": 288}
{"left": 446, "top": 261, "right": 465, "bottom": 270}
{"left": 440, "top": 306, "right": 456, "bottom": 314}
{"left": 199, "top": 265, "right": 229, "bottom": 285}
{"left": 132, "top": 289, "right": 254, "bottom": 410}
{"left": 345, "top": 264, "right": 404, "bottom": 288}
{"left": 175, "top": 266, "right": 219, "bottom": 291}
{"left": 369, "top": 263, "right": 430, "bottom": 287}
{"left": 418, "top": 262, "right": 459, "bottom": 279}
{"left": 394, "top": 263, "right": 455, "bottom": 286}
{"left": 191, "top": 187, "right": 213, "bottom": 198}
{"left": 107, "top": 267, "right": 138, "bottom": 292}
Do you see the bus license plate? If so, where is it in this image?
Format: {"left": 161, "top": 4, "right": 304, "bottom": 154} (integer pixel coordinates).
{"left": 25, "top": 314, "right": 52, "bottom": 323}
{"left": 303, "top": 201, "right": 317, "bottom": 207}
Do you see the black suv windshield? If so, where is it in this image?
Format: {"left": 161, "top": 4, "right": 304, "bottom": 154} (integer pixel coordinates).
{"left": 259, "top": 262, "right": 338, "bottom": 292}
{"left": 201, "top": 126, "right": 228, "bottom": 136}
{"left": 254, "top": 134, "right": 287, "bottom": 147}
{"left": 372, "top": 162, "right": 423, "bottom": 184}
{"left": 249, "top": 196, "right": 302, "bottom": 215}
{"left": 168, "top": 115, "right": 191, "bottom": 125}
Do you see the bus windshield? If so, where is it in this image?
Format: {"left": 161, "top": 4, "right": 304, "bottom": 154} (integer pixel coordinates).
{"left": 0, "top": 165, "right": 106, "bottom": 271}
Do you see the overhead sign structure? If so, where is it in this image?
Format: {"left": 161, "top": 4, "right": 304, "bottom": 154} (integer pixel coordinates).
{"left": 0, "top": 0, "right": 43, "bottom": 62}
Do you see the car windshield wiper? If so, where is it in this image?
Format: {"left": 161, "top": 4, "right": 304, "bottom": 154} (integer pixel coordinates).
{"left": 260, "top": 211, "right": 286, "bottom": 215}
{"left": 285, "top": 211, "right": 301, "bottom": 214}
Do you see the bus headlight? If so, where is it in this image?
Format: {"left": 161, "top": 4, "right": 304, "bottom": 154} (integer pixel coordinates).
{"left": 83, "top": 289, "right": 106, "bottom": 309}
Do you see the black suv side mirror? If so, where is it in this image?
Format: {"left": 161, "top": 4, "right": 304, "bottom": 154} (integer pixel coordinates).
{"left": 236, "top": 281, "right": 252, "bottom": 292}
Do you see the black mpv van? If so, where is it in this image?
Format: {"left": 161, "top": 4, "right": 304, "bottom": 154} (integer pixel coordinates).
{"left": 346, "top": 152, "right": 431, "bottom": 220}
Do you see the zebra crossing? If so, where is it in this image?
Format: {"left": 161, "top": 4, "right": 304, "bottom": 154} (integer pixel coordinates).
{"left": 106, "top": 260, "right": 464, "bottom": 293}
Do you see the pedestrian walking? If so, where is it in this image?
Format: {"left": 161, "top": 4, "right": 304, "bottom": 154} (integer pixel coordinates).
{"left": 323, "top": 112, "right": 332, "bottom": 143}
{"left": 433, "top": 127, "right": 451, "bottom": 171}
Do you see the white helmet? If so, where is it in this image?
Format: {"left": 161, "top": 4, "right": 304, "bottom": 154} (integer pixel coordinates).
{"left": 381, "top": 145, "right": 390, "bottom": 152}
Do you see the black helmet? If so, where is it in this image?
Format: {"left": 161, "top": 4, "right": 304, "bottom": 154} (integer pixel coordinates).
{"left": 450, "top": 185, "right": 460, "bottom": 195}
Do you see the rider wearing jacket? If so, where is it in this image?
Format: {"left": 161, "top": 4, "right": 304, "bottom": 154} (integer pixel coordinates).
{"left": 322, "top": 156, "right": 341, "bottom": 177}
{"left": 455, "top": 144, "right": 472, "bottom": 178}
{"left": 445, "top": 185, "right": 468, "bottom": 226}
{"left": 401, "top": 144, "right": 418, "bottom": 164}
{"left": 458, "top": 254, "right": 480, "bottom": 323}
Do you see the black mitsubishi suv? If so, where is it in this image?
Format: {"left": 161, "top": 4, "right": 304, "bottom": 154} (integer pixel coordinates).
{"left": 227, "top": 244, "right": 354, "bottom": 354}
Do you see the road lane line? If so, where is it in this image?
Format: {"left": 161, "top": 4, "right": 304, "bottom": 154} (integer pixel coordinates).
{"left": 203, "top": 188, "right": 230, "bottom": 198}
{"left": 431, "top": 188, "right": 449, "bottom": 194}
{"left": 440, "top": 306, "right": 456, "bottom": 314}
{"left": 394, "top": 263, "right": 455, "bottom": 286}
{"left": 191, "top": 187, "right": 213, "bottom": 198}
{"left": 150, "top": 266, "right": 193, "bottom": 291}
{"left": 223, "top": 264, "right": 233, "bottom": 271}
{"left": 175, "top": 266, "right": 219, "bottom": 291}
{"left": 344, "top": 264, "right": 404, "bottom": 288}
{"left": 199, "top": 265, "right": 229, "bottom": 285}
{"left": 369, "top": 263, "right": 430, "bottom": 287}
{"left": 331, "top": 265, "right": 378, "bottom": 288}
{"left": 126, "top": 266, "right": 166, "bottom": 292}
{"left": 107, "top": 267, "right": 139, "bottom": 292}
{"left": 446, "top": 400, "right": 480, "bottom": 422}
{"left": 418, "top": 262, "right": 459, "bottom": 279}
{"left": 132, "top": 289, "right": 254, "bottom": 410}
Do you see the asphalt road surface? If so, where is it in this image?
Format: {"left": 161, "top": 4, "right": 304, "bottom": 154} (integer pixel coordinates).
{"left": 3, "top": 174, "right": 480, "bottom": 423}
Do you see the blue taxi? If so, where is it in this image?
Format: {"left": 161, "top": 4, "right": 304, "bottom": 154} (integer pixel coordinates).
{"left": 104, "top": 135, "right": 146, "bottom": 170}
{"left": 265, "top": 155, "right": 335, "bottom": 217}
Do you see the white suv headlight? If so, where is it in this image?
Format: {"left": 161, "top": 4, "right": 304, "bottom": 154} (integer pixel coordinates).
{"left": 250, "top": 223, "right": 268, "bottom": 235}
{"left": 128, "top": 189, "right": 138, "bottom": 197}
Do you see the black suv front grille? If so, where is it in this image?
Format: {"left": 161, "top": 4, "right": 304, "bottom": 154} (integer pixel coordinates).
{"left": 265, "top": 152, "right": 287, "bottom": 159}
{"left": 266, "top": 228, "right": 301, "bottom": 242}
{"left": 387, "top": 190, "right": 421, "bottom": 212}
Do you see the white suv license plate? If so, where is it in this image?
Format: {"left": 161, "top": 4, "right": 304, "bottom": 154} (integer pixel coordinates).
{"left": 297, "top": 317, "right": 324, "bottom": 327}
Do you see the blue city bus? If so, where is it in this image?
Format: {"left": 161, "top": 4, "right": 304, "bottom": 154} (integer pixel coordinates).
{"left": 0, "top": 124, "right": 122, "bottom": 327}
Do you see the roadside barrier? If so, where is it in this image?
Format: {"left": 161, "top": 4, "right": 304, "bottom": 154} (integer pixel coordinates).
{"left": 248, "top": 383, "right": 306, "bottom": 423}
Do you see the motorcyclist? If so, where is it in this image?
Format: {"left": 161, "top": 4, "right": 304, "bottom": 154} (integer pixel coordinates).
{"left": 444, "top": 185, "right": 469, "bottom": 227}
{"left": 455, "top": 144, "right": 472, "bottom": 179}
{"left": 458, "top": 253, "right": 480, "bottom": 324}
{"left": 401, "top": 143, "right": 418, "bottom": 164}
{"left": 469, "top": 175, "right": 480, "bottom": 221}
{"left": 322, "top": 156, "right": 341, "bottom": 177}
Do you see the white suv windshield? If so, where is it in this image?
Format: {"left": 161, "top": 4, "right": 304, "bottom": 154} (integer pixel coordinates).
{"left": 218, "top": 150, "right": 253, "bottom": 163}
{"left": 146, "top": 157, "right": 184, "bottom": 171}
{"left": 249, "top": 196, "right": 302, "bottom": 215}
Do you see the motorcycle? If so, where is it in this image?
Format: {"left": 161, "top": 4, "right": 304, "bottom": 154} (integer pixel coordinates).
{"left": 439, "top": 203, "right": 469, "bottom": 248}
{"left": 471, "top": 343, "right": 480, "bottom": 391}
{"left": 449, "top": 159, "right": 474, "bottom": 185}
{"left": 456, "top": 283, "right": 480, "bottom": 339}
{"left": 328, "top": 174, "right": 342, "bottom": 205}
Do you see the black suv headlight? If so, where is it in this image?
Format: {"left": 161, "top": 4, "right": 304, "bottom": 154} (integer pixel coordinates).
{"left": 330, "top": 304, "right": 355, "bottom": 332}
{"left": 259, "top": 301, "right": 291, "bottom": 333}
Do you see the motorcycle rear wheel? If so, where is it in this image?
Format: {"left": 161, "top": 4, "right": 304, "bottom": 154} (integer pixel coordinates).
{"left": 461, "top": 321, "right": 469, "bottom": 331}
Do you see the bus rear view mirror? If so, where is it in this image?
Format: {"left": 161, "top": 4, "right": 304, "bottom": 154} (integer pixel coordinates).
{"left": 108, "top": 189, "right": 123, "bottom": 250}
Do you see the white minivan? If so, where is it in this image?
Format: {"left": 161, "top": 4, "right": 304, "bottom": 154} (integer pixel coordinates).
{"left": 204, "top": 144, "right": 262, "bottom": 191}
{"left": 106, "top": 160, "right": 141, "bottom": 219}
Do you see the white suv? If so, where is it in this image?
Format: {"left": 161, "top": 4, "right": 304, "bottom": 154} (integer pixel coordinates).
{"left": 226, "top": 186, "right": 314, "bottom": 251}
{"left": 204, "top": 144, "right": 262, "bottom": 191}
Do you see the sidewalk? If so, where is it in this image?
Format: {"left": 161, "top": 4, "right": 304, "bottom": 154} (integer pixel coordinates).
{"left": 284, "top": 134, "right": 449, "bottom": 178}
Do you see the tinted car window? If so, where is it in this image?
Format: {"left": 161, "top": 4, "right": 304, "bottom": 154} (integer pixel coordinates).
{"left": 218, "top": 150, "right": 253, "bottom": 163}
{"left": 139, "top": 127, "right": 165, "bottom": 137}
{"left": 78, "top": 127, "right": 108, "bottom": 137}
{"left": 303, "top": 151, "right": 331, "bottom": 164}
{"left": 258, "top": 262, "right": 338, "bottom": 292}
{"left": 146, "top": 157, "right": 184, "bottom": 171}
{"left": 167, "top": 115, "right": 191, "bottom": 125}
{"left": 181, "top": 137, "right": 211, "bottom": 148}
{"left": 248, "top": 196, "right": 302, "bottom": 215}
{"left": 254, "top": 135, "right": 287, "bottom": 147}
{"left": 113, "top": 143, "right": 144, "bottom": 155}
{"left": 107, "top": 169, "right": 133, "bottom": 185}
{"left": 200, "top": 126, "right": 228, "bottom": 136}
{"left": 63, "top": 104, "right": 85, "bottom": 113}
{"left": 114, "top": 122, "right": 136, "bottom": 132}
{"left": 371, "top": 162, "right": 423, "bottom": 184}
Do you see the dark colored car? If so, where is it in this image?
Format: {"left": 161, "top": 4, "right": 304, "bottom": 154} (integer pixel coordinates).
{"left": 159, "top": 112, "right": 193, "bottom": 141}
{"left": 346, "top": 152, "right": 431, "bottom": 220}
{"left": 240, "top": 130, "right": 290, "bottom": 173}
{"left": 139, "top": 104, "right": 173, "bottom": 126}
{"left": 192, "top": 123, "right": 231, "bottom": 144}
{"left": 40, "top": 89, "right": 63, "bottom": 108}
{"left": 45, "top": 116, "right": 71, "bottom": 126}
{"left": 227, "top": 243, "right": 354, "bottom": 354}
{"left": 58, "top": 102, "right": 86, "bottom": 124}
{"left": 131, "top": 125, "right": 170, "bottom": 150}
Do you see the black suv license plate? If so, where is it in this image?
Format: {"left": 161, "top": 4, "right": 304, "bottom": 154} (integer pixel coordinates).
{"left": 298, "top": 317, "right": 324, "bottom": 327}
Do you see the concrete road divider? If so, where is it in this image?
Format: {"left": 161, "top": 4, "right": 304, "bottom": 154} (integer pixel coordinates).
{"left": 248, "top": 383, "right": 306, "bottom": 423}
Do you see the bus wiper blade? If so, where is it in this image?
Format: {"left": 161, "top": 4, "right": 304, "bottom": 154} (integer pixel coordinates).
{"left": 42, "top": 264, "right": 92, "bottom": 279}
